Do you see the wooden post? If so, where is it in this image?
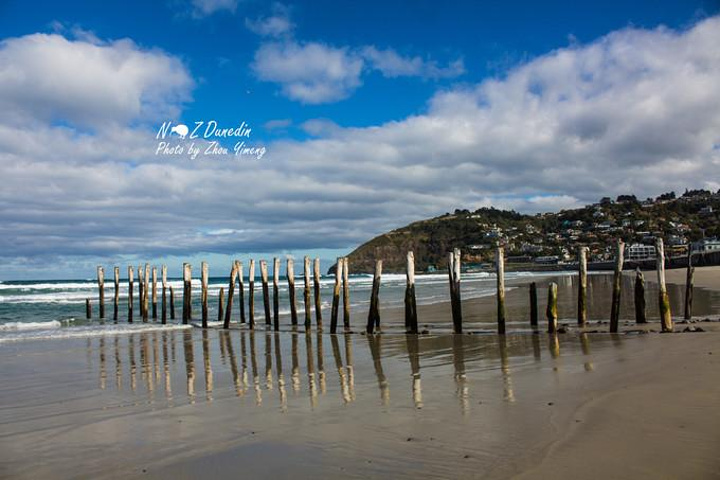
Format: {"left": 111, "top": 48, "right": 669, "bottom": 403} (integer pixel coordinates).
{"left": 86, "top": 298, "right": 92, "bottom": 319}
{"left": 529, "top": 282, "right": 538, "bottom": 327}
{"left": 330, "top": 257, "right": 343, "bottom": 334}
{"left": 684, "top": 250, "right": 694, "bottom": 320}
{"left": 161, "top": 265, "right": 167, "bottom": 324}
{"left": 97, "top": 266, "right": 105, "bottom": 319}
{"left": 217, "top": 287, "right": 225, "bottom": 323}
{"left": 287, "top": 258, "right": 298, "bottom": 326}
{"left": 127, "top": 266, "right": 134, "bottom": 323}
{"left": 223, "top": 263, "right": 237, "bottom": 329}
{"left": 609, "top": 240, "right": 624, "bottom": 333}
{"left": 143, "top": 263, "right": 150, "bottom": 322}
{"left": 313, "top": 258, "right": 323, "bottom": 329}
{"left": 273, "top": 258, "right": 280, "bottom": 331}
{"left": 367, "top": 260, "right": 382, "bottom": 334}
{"left": 304, "top": 256, "right": 312, "bottom": 329}
{"left": 405, "top": 251, "right": 418, "bottom": 334}
{"left": 577, "top": 246, "right": 588, "bottom": 326}
{"left": 656, "top": 239, "right": 673, "bottom": 332}
{"left": 261, "top": 260, "right": 271, "bottom": 326}
{"left": 634, "top": 268, "right": 646, "bottom": 324}
{"left": 152, "top": 267, "right": 158, "bottom": 320}
{"left": 169, "top": 285, "right": 176, "bottom": 320}
{"left": 248, "top": 259, "right": 256, "bottom": 328}
{"left": 112, "top": 267, "right": 119, "bottom": 321}
{"left": 342, "top": 257, "right": 351, "bottom": 331}
{"left": 182, "top": 263, "right": 191, "bottom": 324}
{"left": 496, "top": 247, "right": 506, "bottom": 334}
{"left": 201, "top": 261, "right": 209, "bottom": 328}
{"left": 448, "top": 249, "right": 462, "bottom": 333}
{"left": 547, "top": 282, "right": 558, "bottom": 334}
{"left": 236, "top": 260, "right": 245, "bottom": 324}
{"left": 137, "top": 265, "right": 144, "bottom": 320}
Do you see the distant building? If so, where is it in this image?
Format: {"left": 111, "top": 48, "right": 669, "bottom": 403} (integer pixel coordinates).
{"left": 626, "top": 243, "right": 657, "bottom": 261}
{"left": 534, "top": 255, "right": 559, "bottom": 264}
{"left": 691, "top": 239, "right": 720, "bottom": 254}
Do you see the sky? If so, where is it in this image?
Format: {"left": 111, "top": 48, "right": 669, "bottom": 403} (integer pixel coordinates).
{"left": 0, "top": 0, "right": 719, "bottom": 279}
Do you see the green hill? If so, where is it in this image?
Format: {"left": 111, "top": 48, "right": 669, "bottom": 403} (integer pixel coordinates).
{"left": 336, "top": 189, "right": 720, "bottom": 274}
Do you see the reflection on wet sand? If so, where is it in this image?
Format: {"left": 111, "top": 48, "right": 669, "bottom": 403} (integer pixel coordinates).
{"left": 274, "top": 332, "right": 287, "bottom": 410}
{"left": 183, "top": 330, "right": 195, "bottom": 402}
{"left": 452, "top": 335, "right": 469, "bottom": 413}
{"left": 406, "top": 334, "right": 422, "bottom": 409}
{"left": 94, "top": 328, "right": 610, "bottom": 414}
{"left": 498, "top": 336, "right": 515, "bottom": 403}
{"left": 331, "top": 335, "right": 351, "bottom": 403}
{"left": 305, "top": 333, "right": 317, "bottom": 407}
{"left": 580, "top": 333, "right": 594, "bottom": 371}
{"left": 368, "top": 335, "right": 389, "bottom": 405}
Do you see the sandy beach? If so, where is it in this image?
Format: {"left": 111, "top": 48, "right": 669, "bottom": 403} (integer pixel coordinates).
{"left": 0, "top": 269, "right": 719, "bottom": 479}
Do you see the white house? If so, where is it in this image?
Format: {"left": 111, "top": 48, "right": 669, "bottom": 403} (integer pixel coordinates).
{"left": 626, "top": 243, "right": 657, "bottom": 261}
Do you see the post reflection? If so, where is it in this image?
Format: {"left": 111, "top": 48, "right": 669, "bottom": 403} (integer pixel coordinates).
{"left": 202, "top": 330, "right": 213, "bottom": 401}
{"left": 114, "top": 336, "right": 122, "bottom": 390}
{"left": 331, "top": 335, "right": 351, "bottom": 404}
{"left": 129, "top": 335, "right": 137, "bottom": 392}
{"left": 264, "top": 333, "right": 274, "bottom": 392}
{"left": 452, "top": 335, "right": 469, "bottom": 414}
{"left": 316, "top": 333, "right": 326, "bottom": 395}
{"left": 223, "top": 331, "right": 242, "bottom": 396}
{"left": 367, "top": 335, "right": 389, "bottom": 405}
{"left": 305, "top": 333, "right": 317, "bottom": 407}
{"left": 291, "top": 333, "right": 300, "bottom": 394}
{"left": 406, "top": 334, "right": 423, "bottom": 409}
{"left": 548, "top": 333, "right": 560, "bottom": 359}
{"left": 99, "top": 337, "right": 107, "bottom": 390}
{"left": 344, "top": 334, "right": 355, "bottom": 402}
{"left": 531, "top": 333, "right": 541, "bottom": 361}
{"left": 580, "top": 333, "right": 594, "bottom": 372}
{"left": 250, "top": 330, "right": 261, "bottom": 405}
{"left": 498, "top": 336, "right": 515, "bottom": 403}
{"left": 274, "top": 332, "right": 287, "bottom": 410}
{"left": 183, "top": 329, "right": 195, "bottom": 402}
{"left": 162, "top": 332, "right": 172, "bottom": 400}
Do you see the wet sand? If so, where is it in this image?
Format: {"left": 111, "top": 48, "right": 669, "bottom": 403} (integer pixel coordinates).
{"left": 0, "top": 273, "right": 719, "bottom": 479}
{"left": 664, "top": 264, "right": 720, "bottom": 291}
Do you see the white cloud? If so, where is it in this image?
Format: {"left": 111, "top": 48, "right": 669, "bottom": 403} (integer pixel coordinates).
{"left": 191, "top": 0, "right": 238, "bottom": 17}
{"left": 252, "top": 41, "right": 466, "bottom": 103}
{"left": 361, "top": 46, "right": 465, "bottom": 79}
{"left": 245, "top": 4, "right": 294, "bottom": 37}
{"left": 0, "top": 33, "right": 193, "bottom": 127}
{"left": 252, "top": 41, "right": 364, "bottom": 104}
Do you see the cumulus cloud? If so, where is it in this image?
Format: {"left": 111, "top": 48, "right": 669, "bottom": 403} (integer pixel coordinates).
{"left": 245, "top": 4, "right": 294, "bottom": 37}
{"left": 252, "top": 41, "right": 364, "bottom": 103}
{"left": 248, "top": 6, "right": 464, "bottom": 103}
{"left": 361, "top": 46, "right": 465, "bottom": 79}
{"left": 0, "top": 33, "right": 193, "bottom": 127}
{"left": 251, "top": 41, "right": 465, "bottom": 103}
{"left": 2, "top": 18, "right": 720, "bottom": 276}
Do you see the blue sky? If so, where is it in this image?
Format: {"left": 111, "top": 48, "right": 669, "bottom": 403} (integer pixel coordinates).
{"left": 0, "top": 0, "right": 719, "bottom": 279}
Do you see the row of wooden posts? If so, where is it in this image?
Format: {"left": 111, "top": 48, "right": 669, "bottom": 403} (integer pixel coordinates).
{"left": 91, "top": 257, "right": 354, "bottom": 334}
{"left": 89, "top": 238, "right": 688, "bottom": 334}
